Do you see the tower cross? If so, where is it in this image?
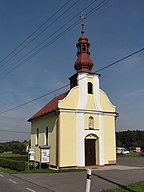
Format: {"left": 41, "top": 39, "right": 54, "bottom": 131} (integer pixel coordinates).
{"left": 80, "top": 13, "right": 85, "bottom": 25}
{"left": 80, "top": 13, "right": 86, "bottom": 34}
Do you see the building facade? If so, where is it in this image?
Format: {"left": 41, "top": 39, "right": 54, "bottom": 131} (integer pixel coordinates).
{"left": 28, "top": 22, "right": 118, "bottom": 168}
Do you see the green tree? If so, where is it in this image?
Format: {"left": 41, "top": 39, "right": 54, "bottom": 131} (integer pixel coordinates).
{"left": 116, "top": 130, "right": 144, "bottom": 149}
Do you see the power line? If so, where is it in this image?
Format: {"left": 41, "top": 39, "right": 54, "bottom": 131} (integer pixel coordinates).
{"left": 0, "top": 83, "right": 69, "bottom": 115}
{"left": 0, "top": 0, "right": 110, "bottom": 80}
{"left": 0, "top": 0, "right": 72, "bottom": 69}
{"left": 0, "top": 0, "right": 80, "bottom": 73}
{"left": 0, "top": 129, "right": 30, "bottom": 134}
{"left": 86, "top": 0, "right": 111, "bottom": 17}
{"left": 0, "top": 0, "right": 97, "bottom": 77}
{"left": 96, "top": 47, "right": 144, "bottom": 72}
{"left": 0, "top": 47, "right": 143, "bottom": 116}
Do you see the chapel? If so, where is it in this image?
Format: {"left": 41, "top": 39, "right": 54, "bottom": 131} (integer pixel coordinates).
{"left": 28, "top": 18, "right": 118, "bottom": 168}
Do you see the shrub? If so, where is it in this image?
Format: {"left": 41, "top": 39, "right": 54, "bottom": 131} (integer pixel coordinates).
{"left": 2, "top": 156, "right": 27, "bottom": 161}
{"left": 0, "top": 158, "right": 25, "bottom": 171}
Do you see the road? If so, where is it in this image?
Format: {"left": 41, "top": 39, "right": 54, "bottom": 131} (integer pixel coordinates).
{"left": 0, "top": 157, "right": 144, "bottom": 192}
{"left": 117, "top": 156, "right": 144, "bottom": 167}
{"left": 0, "top": 172, "right": 52, "bottom": 192}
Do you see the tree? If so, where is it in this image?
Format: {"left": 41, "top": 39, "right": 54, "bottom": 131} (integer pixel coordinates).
{"left": 116, "top": 130, "right": 144, "bottom": 149}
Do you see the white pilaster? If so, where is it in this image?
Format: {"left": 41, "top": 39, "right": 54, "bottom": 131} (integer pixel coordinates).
{"left": 76, "top": 73, "right": 104, "bottom": 167}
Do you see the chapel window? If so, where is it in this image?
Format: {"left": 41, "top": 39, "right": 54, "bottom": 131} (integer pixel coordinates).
{"left": 44, "top": 126, "right": 48, "bottom": 146}
{"left": 35, "top": 128, "right": 39, "bottom": 146}
{"left": 82, "top": 44, "right": 87, "bottom": 51}
{"left": 88, "top": 82, "right": 93, "bottom": 94}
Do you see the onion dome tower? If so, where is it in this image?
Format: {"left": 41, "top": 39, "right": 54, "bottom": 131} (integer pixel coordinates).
{"left": 69, "top": 14, "right": 94, "bottom": 89}
{"left": 74, "top": 14, "right": 94, "bottom": 73}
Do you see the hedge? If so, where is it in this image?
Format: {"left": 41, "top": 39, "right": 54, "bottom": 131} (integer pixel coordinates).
{"left": 0, "top": 158, "right": 25, "bottom": 171}
{"left": 1, "top": 156, "right": 27, "bottom": 161}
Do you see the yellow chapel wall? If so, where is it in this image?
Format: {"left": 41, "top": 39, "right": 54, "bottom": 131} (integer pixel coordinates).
{"left": 99, "top": 89, "right": 116, "bottom": 164}
{"left": 58, "top": 86, "right": 78, "bottom": 167}
{"left": 59, "top": 86, "right": 79, "bottom": 109}
{"left": 59, "top": 112, "right": 77, "bottom": 167}
{"left": 31, "top": 113, "right": 57, "bottom": 166}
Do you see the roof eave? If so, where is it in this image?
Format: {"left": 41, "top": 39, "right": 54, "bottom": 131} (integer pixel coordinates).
{"left": 28, "top": 109, "right": 58, "bottom": 122}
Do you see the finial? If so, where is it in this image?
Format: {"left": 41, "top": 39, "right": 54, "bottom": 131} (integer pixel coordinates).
{"left": 80, "top": 13, "right": 86, "bottom": 35}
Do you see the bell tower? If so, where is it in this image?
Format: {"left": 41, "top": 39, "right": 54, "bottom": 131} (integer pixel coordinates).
{"left": 74, "top": 14, "right": 94, "bottom": 73}
{"left": 69, "top": 14, "right": 94, "bottom": 89}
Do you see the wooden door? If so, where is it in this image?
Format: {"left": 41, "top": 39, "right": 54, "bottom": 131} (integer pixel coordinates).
{"left": 85, "top": 139, "right": 96, "bottom": 166}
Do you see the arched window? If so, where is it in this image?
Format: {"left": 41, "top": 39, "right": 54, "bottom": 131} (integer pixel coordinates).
{"left": 89, "top": 116, "right": 94, "bottom": 129}
{"left": 44, "top": 126, "right": 48, "bottom": 145}
{"left": 35, "top": 128, "right": 39, "bottom": 146}
{"left": 88, "top": 82, "right": 93, "bottom": 94}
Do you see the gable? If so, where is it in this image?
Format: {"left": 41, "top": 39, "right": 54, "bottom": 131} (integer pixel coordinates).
{"left": 58, "top": 86, "right": 79, "bottom": 109}
{"left": 99, "top": 89, "right": 116, "bottom": 112}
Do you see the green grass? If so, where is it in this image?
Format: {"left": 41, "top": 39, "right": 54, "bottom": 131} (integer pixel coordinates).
{"left": 129, "top": 152, "right": 141, "bottom": 157}
{"left": 21, "top": 168, "right": 85, "bottom": 174}
{"left": 0, "top": 167, "right": 18, "bottom": 174}
{"left": 0, "top": 165, "right": 85, "bottom": 174}
{"left": 101, "top": 181, "right": 144, "bottom": 192}
{"left": 117, "top": 152, "right": 140, "bottom": 158}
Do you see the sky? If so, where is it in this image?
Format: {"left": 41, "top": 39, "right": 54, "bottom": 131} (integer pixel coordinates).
{"left": 0, "top": 0, "right": 144, "bottom": 142}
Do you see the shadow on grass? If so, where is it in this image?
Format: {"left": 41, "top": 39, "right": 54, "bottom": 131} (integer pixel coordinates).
{"left": 92, "top": 173, "right": 136, "bottom": 192}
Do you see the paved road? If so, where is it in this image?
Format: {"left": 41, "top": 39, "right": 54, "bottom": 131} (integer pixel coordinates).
{"left": 12, "top": 167, "right": 144, "bottom": 192}
{"left": 0, "top": 172, "right": 51, "bottom": 192}
{"left": 117, "top": 156, "right": 144, "bottom": 167}
{"left": 12, "top": 157, "right": 144, "bottom": 192}
{"left": 1, "top": 157, "right": 144, "bottom": 192}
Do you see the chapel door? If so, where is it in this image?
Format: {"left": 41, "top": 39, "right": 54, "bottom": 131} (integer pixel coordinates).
{"left": 85, "top": 139, "right": 96, "bottom": 166}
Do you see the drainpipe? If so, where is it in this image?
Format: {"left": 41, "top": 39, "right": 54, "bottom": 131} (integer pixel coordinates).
{"left": 56, "top": 110, "right": 60, "bottom": 169}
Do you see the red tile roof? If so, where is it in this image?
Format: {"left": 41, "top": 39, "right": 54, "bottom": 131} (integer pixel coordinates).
{"left": 28, "top": 91, "right": 69, "bottom": 121}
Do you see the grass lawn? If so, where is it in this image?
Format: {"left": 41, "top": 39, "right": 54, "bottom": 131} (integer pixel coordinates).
{"left": 0, "top": 166, "right": 85, "bottom": 174}
{"left": 117, "top": 151, "right": 141, "bottom": 158}
{"left": 0, "top": 167, "right": 18, "bottom": 174}
{"left": 129, "top": 152, "right": 140, "bottom": 157}
{"left": 101, "top": 181, "right": 144, "bottom": 192}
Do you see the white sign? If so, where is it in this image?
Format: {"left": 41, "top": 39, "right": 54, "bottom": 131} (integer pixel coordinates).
{"left": 29, "top": 147, "right": 35, "bottom": 154}
{"left": 30, "top": 156, "right": 35, "bottom": 161}
{"left": 41, "top": 149, "right": 50, "bottom": 163}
